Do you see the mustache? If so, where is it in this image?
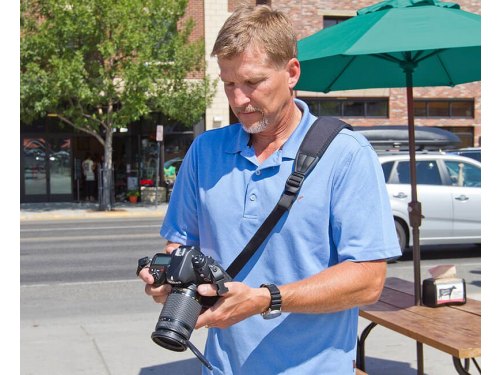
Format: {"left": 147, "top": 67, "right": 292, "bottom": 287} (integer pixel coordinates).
{"left": 236, "top": 105, "right": 263, "bottom": 115}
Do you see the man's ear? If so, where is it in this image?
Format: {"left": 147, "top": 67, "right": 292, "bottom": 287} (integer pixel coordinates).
{"left": 287, "top": 58, "right": 301, "bottom": 89}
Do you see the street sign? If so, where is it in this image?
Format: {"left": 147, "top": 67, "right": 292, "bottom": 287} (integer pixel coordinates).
{"left": 156, "top": 125, "right": 164, "bottom": 142}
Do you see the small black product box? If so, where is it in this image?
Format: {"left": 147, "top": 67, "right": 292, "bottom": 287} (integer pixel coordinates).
{"left": 422, "top": 278, "right": 467, "bottom": 307}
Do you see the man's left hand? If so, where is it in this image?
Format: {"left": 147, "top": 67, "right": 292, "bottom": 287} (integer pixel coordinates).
{"left": 195, "top": 282, "right": 270, "bottom": 329}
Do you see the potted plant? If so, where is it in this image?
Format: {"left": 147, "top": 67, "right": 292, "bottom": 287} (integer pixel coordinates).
{"left": 127, "top": 190, "right": 140, "bottom": 203}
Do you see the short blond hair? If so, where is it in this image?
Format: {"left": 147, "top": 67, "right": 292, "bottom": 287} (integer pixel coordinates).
{"left": 211, "top": 5, "right": 297, "bottom": 68}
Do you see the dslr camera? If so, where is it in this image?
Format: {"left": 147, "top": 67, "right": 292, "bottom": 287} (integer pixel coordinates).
{"left": 140, "top": 245, "right": 232, "bottom": 370}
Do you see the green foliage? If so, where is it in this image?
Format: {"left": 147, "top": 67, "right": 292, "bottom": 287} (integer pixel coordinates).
{"left": 126, "top": 190, "right": 140, "bottom": 198}
{"left": 20, "top": 0, "right": 216, "bottom": 132}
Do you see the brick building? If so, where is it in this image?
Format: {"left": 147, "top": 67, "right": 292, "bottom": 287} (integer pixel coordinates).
{"left": 200, "top": 0, "right": 481, "bottom": 146}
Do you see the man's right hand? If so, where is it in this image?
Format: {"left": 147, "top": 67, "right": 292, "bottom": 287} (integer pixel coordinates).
{"left": 139, "top": 241, "right": 181, "bottom": 304}
{"left": 139, "top": 267, "right": 172, "bottom": 304}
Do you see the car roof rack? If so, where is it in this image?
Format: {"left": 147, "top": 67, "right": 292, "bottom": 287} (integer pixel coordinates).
{"left": 353, "top": 125, "right": 461, "bottom": 152}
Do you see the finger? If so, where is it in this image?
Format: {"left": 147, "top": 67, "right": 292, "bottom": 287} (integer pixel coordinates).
{"left": 164, "top": 241, "right": 181, "bottom": 254}
{"left": 139, "top": 267, "right": 155, "bottom": 284}
{"left": 195, "top": 308, "right": 215, "bottom": 330}
{"left": 197, "top": 283, "right": 218, "bottom": 297}
{"left": 145, "top": 283, "right": 172, "bottom": 297}
{"left": 153, "top": 295, "right": 168, "bottom": 304}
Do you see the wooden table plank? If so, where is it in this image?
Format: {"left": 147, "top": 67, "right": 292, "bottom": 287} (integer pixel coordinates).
{"left": 360, "top": 301, "right": 481, "bottom": 358}
{"left": 359, "top": 277, "right": 481, "bottom": 359}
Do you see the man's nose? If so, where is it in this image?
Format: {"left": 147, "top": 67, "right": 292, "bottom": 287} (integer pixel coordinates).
{"left": 230, "top": 86, "right": 251, "bottom": 107}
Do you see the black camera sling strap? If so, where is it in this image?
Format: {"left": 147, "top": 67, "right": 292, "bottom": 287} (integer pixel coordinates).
{"left": 225, "top": 117, "right": 353, "bottom": 278}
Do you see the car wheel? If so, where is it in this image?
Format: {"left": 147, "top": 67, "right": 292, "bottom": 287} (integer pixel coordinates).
{"left": 394, "top": 219, "right": 407, "bottom": 253}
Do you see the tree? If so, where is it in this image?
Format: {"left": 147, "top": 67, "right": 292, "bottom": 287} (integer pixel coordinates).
{"left": 21, "top": 0, "right": 216, "bottom": 210}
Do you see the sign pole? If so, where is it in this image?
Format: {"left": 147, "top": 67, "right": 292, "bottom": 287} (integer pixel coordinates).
{"left": 155, "top": 125, "right": 164, "bottom": 208}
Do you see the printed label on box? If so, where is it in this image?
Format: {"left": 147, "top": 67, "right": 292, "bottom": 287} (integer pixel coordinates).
{"left": 436, "top": 281, "right": 465, "bottom": 304}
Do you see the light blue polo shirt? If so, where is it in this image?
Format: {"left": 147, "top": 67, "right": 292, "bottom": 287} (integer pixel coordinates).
{"left": 160, "top": 99, "right": 401, "bottom": 374}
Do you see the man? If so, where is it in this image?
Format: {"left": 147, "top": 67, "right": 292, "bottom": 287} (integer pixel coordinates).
{"left": 140, "top": 5, "right": 401, "bottom": 374}
{"left": 82, "top": 153, "right": 96, "bottom": 201}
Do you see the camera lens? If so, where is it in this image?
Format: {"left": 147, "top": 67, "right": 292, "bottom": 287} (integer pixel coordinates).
{"left": 151, "top": 285, "right": 202, "bottom": 352}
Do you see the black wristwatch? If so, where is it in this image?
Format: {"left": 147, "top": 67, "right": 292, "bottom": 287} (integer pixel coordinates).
{"left": 136, "top": 256, "right": 151, "bottom": 277}
{"left": 260, "top": 283, "right": 282, "bottom": 320}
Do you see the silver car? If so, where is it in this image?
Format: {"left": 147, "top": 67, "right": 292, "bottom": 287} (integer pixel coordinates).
{"left": 378, "top": 152, "right": 481, "bottom": 252}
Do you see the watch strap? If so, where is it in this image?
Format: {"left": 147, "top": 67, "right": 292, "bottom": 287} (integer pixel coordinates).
{"left": 260, "top": 283, "right": 282, "bottom": 319}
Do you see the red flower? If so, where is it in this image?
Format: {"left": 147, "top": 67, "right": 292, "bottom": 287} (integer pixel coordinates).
{"left": 140, "top": 179, "right": 154, "bottom": 186}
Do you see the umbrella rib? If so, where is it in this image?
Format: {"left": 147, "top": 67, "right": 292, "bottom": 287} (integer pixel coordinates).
{"left": 413, "top": 49, "right": 443, "bottom": 64}
{"left": 373, "top": 53, "right": 404, "bottom": 64}
{"left": 435, "top": 53, "right": 454, "bottom": 86}
{"left": 325, "top": 56, "right": 356, "bottom": 93}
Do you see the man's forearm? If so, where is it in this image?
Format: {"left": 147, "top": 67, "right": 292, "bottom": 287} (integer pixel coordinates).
{"left": 279, "top": 260, "right": 387, "bottom": 314}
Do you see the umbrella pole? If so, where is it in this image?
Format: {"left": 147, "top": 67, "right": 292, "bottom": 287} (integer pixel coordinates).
{"left": 406, "top": 68, "right": 425, "bottom": 375}
{"left": 404, "top": 68, "right": 423, "bottom": 307}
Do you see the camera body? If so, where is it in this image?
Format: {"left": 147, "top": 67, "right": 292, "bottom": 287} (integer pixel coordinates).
{"left": 145, "top": 245, "right": 232, "bottom": 369}
{"left": 150, "top": 245, "right": 231, "bottom": 298}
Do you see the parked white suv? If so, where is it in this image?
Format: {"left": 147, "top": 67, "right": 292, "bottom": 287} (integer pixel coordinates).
{"left": 378, "top": 152, "right": 481, "bottom": 252}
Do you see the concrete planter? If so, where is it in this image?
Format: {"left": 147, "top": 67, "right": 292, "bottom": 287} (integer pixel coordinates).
{"left": 140, "top": 186, "right": 166, "bottom": 203}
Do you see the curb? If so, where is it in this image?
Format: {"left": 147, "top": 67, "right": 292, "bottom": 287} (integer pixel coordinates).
{"left": 20, "top": 205, "right": 168, "bottom": 222}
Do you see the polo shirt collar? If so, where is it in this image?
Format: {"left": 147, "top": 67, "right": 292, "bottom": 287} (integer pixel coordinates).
{"left": 224, "top": 125, "right": 251, "bottom": 154}
{"left": 280, "top": 99, "right": 316, "bottom": 160}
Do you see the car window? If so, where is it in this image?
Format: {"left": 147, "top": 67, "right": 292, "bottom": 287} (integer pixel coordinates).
{"left": 461, "top": 151, "right": 481, "bottom": 162}
{"left": 444, "top": 161, "right": 481, "bottom": 187}
{"left": 380, "top": 161, "right": 395, "bottom": 183}
{"left": 395, "top": 162, "right": 410, "bottom": 184}
{"left": 394, "top": 160, "right": 442, "bottom": 185}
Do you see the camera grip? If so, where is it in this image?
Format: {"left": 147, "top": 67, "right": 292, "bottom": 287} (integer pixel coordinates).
{"left": 199, "top": 295, "right": 219, "bottom": 308}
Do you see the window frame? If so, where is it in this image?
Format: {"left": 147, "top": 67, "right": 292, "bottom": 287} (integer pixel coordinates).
{"left": 414, "top": 99, "right": 474, "bottom": 119}
{"left": 301, "top": 97, "right": 389, "bottom": 118}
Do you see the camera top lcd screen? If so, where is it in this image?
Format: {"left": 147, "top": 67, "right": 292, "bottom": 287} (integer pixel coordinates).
{"left": 152, "top": 254, "right": 172, "bottom": 266}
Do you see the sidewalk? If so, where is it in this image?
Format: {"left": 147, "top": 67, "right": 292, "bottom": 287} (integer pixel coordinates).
{"left": 19, "top": 201, "right": 482, "bottom": 374}
{"left": 20, "top": 201, "right": 168, "bottom": 222}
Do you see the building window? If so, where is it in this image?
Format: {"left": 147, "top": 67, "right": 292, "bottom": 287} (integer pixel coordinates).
{"left": 414, "top": 99, "right": 474, "bottom": 118}
{"left": 323, "top": 16, "right": 350, "bottom": 28}
{"left": 441, "top": 126, "right": 475, "bottom": 148}
{"left": 302, "top": 98, "right": 389, "bottom": 118}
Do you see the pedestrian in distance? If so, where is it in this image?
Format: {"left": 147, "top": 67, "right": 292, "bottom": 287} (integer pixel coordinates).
{"left": 82, "top": 153, "right": 96, "bottom": 201}
{"left": 139, "top": 4, "right": 401, "bottom": 374}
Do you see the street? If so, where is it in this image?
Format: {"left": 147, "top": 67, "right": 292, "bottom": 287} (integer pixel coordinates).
{"left": 20, "top": 217, "right": 481, "bottom": 374}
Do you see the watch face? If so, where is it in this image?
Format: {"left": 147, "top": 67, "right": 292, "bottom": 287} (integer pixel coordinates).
{"left": 262, "top": 309, "right": 282, "bottom": 320}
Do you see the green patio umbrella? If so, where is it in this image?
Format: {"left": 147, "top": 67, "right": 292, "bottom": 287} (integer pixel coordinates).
{"left": 296, "top": 0, "right": 480, "bottom": 308}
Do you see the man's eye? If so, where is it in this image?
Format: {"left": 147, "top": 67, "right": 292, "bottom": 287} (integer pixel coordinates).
{"left": 247, "top": 79, "right": 262, "bottom": 86}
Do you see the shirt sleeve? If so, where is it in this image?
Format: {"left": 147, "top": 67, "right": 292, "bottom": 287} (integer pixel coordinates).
{"left": 330, "top": 142, "right": 401, "bottom": 262}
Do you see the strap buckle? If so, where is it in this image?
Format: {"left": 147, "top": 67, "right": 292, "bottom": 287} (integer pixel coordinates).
{"left": 284, "top": 171, "right": 305, "bottom": 195}
{"left": 276, "top": 171, "right": 305, "bottom": 210}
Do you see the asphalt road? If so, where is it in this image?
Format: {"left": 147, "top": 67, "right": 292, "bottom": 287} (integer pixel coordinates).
{"left": 20, "top": 217, "right": 166, "bottom": 285}
{"left": 20, "top": 217, "right": 482, "bottom": 287}
{"left": 20, "top": 217, "right": 482, "bottom": 374}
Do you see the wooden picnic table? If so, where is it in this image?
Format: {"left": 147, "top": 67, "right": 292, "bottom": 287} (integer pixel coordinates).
{"left": 357, "top": 277, "right": 480, "bottom": 375}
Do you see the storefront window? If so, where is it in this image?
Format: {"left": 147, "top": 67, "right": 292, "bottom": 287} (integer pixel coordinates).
{"left": 49, "top": 138, "right": 72, "bottom": 194}
{"left": 22, "top": 137, "right": 72, "bottom": 198}
{"left": 23, "top": 138, "right": 47, "bottom": 195}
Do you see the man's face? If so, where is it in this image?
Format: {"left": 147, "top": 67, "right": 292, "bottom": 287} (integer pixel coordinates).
{"left": 218, "top": 44, "right": 300, "bottom": 134}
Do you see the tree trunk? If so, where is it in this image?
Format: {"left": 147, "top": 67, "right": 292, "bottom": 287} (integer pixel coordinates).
{"left": 98, "top": 126, "right": 114, "bottom": 211}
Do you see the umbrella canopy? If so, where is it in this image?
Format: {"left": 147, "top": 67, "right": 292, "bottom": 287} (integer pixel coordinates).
{"left": 297, "top": 0, "right": 480, "bottom": 93}
{"left": 296, "top": 0, "right": 481, "bottom": 308}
